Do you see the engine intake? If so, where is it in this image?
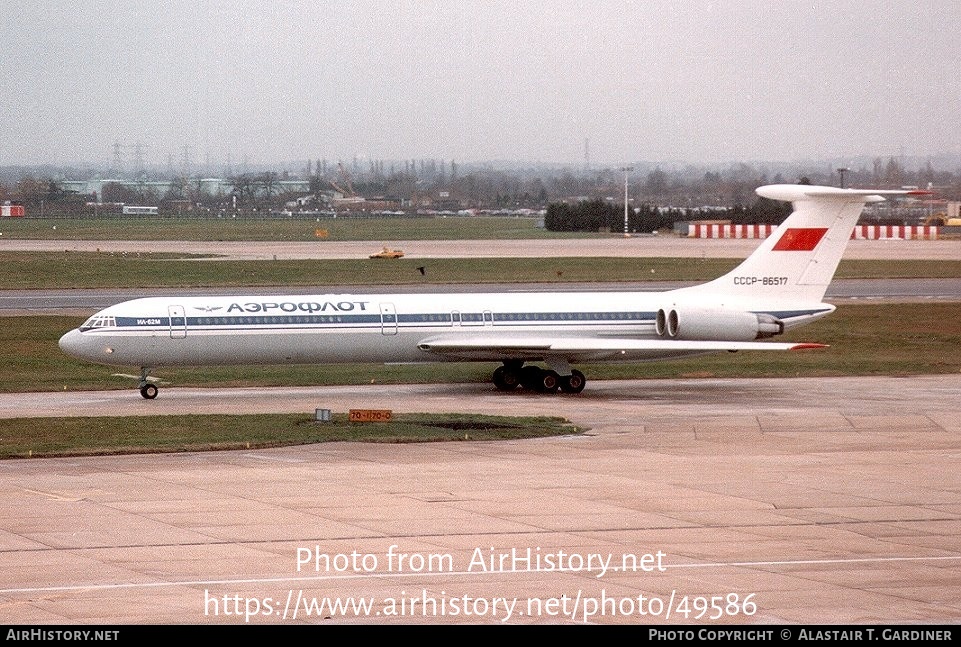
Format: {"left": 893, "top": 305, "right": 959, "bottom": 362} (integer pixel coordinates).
{"left": 656, "top": 307, "right": 783, "bottom": 341}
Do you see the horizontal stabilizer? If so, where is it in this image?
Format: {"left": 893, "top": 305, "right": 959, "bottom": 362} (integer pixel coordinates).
{"left": 757, "top": 184, "right": 930, "bottom": 203}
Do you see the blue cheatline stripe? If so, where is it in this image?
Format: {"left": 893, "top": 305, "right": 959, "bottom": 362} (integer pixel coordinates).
{"left": 115, "top": 311, "right": 660, "bottom": 329}
{"left": 113, "top": 309, "right": 825, "bottom": 330}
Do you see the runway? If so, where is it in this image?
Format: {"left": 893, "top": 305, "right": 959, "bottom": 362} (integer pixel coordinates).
{"left": 1, "top": 376, "right": 961, "bottom": 624}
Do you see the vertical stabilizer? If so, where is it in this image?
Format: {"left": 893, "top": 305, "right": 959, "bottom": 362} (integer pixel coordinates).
{"left": 677, "top": 185, "right": 914, "bottom": 305}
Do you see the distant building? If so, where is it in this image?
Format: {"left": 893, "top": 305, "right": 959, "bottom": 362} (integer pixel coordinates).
{"left": 59, "top": 177, "right": 309, "bottom": 202}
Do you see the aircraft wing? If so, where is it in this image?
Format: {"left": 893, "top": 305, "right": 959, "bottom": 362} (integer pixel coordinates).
{"left": 416, "top": 335, "right": 826, "bottom": 361}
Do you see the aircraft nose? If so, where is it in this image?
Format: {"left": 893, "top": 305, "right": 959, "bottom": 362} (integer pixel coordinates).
{"left": 58, "top": 329, "right": 87, "bottom": 359}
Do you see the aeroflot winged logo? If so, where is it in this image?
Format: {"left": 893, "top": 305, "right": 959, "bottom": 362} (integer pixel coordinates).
{"left": 226, "top": 300, "right": 371, "bottom": 313}
{"left": 772, "top": 227, "right": 828, "bottom": 252}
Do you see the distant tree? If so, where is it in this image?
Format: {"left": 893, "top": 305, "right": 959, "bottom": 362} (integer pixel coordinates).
{"left": 872, "top": 158, "right": 884, "bottom": 184}
{"left": 227, "top": 174, "right": 257, "bottom": 206}
{"left": 884, "top": 158, "right": 904, "bottom": 187}
{"left": 631, "top": 204, "right": 676, "bottom": 233}
{"left": 645, "top": 168, "right": 668, "bottom": 195}
{"left": 100, "top": 182, "right": 140, "bottom": 204}
{"left": 14, "top": 176, "right": 49, "bottom": 206}
{"left": 308, "top": 174, "right": 326, "bottom": 194}
{"left": 545, "top": 202, "right": 572, "bottom": 230}
{"left": 745, "top": 197, "right": 791, "bottom": 224}
{"left": 189, "top": 178, "right": 213, "bottom": 205}
{"left": 257, "top": 172, "right": 280, "bottom": 203}
{"left": 545, "top": 200, "right": 620, "bottom": 232}
{"left": 164, "top": 176, "right": 189, "bottom": 201}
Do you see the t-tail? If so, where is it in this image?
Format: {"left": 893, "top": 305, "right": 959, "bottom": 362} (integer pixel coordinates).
{"left": 675, "top": 184, "right": 920, "bottom": 306}
{"left": 653, "top": 184, "right": 923, "bottom": 339}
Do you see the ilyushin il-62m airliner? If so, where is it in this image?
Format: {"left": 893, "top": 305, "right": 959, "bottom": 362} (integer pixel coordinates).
{"left": 59, "top": 184, "right": 919, "bottom": 399}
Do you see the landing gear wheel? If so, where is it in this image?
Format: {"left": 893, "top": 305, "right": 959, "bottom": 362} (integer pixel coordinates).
{"left": 559, "top": 369, "right": 586, "bottom": 394}
{"left": 520, "top": 365, "right": 544, "bottom": 390}
{"left": 539, "top": 370, "right": 561, "bottom": 393}
{"left": 140, "top": 383, "right": 159, "bottom": 399}
{"left": 492, "top": 365, "right": 521, "bottom": 391}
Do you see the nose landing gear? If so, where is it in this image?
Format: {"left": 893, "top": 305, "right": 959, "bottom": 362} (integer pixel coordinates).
{"left": 139, "top": 368, "right": 159, "bottom": 399}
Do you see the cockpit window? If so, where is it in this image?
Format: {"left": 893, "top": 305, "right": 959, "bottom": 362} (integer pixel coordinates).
{"left": 79, "top": 315, "right": 116, "bottom": 332}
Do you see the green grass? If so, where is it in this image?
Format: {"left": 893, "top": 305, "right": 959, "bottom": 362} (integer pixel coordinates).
{"left": 833, "top": 260, "right": 961, "bottom": 279}
{"left": 0, "top": 216, "right": 567, "bottom": 241}
{"left": 0, "top": 413, "right": 582, "bottom": 459}
{"left": 0, "top": 252, "right": 734, "bottom": 289}
{"left": 5, "top": 251, "right": 961, "bottom": 289}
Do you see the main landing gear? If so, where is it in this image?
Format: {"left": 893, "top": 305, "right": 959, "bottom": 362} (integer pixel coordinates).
{"left": 492, "top": 361, "right": 586, "bottom": 394}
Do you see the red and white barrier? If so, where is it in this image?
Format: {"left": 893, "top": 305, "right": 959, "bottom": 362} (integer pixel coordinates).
{"left": 688, "top": 223, "right": 938, "bottom": 240}
{"left": 851, "top": 225, "right": 938, "bottom": 240}
{"left": 0, "top": 205, "right": 24, "bottom": 217}
{"left": 687, "top": 224, "right": 776, "bottom": 239}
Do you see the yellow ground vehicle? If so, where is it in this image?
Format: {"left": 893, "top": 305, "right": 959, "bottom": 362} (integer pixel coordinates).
{"left": 369, "top": 246, "right": 405, "bottom": 259}
{"left": 923, "top": 202, "right": 961, "bottom": 226}
{"left": 923, "top": 214, "right": 961, "bottom": 226}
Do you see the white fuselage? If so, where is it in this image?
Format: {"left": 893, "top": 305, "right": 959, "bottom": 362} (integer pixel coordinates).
{"left": 58, "top": 289, "right": 830, "bottom": 368}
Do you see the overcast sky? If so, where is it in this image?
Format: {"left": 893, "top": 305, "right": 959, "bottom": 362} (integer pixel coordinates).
{"left": 2, "top": 1, "right": 960, "bottom": 168}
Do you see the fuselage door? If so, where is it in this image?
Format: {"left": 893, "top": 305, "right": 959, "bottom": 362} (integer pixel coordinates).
{"left": 380, "top": 302, "right": 398, "bottom": 335}
{"left": 168, "top": 305, "right": 187, "bottom": 339}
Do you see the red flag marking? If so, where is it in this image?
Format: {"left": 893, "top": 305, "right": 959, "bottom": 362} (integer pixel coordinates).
{"left": 772, "top": 228, "right": 828, "bottom": 251}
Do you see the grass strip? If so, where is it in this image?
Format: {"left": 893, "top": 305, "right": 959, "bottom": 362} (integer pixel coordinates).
{"left": 0, "top": 413, "right": 582, "bottom": 459}
{"left": 0, "top": 216, "right": 560, "bottom": 241}
{"left": 5, "top": 252, "right": 961, "bottom": 289}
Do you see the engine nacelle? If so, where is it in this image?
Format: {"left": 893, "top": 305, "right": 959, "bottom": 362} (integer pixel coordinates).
{"left": 655, "top": 307, "right": 783, "bottom": 341}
